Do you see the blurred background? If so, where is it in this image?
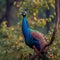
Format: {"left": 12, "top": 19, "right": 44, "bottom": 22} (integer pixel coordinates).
{"left": 0, "top": 0, "right": 60, "bottom": 60}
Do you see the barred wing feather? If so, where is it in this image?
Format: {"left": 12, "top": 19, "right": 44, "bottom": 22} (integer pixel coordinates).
{"left": 31, "top": 31, "right": 47, "bottom": 50}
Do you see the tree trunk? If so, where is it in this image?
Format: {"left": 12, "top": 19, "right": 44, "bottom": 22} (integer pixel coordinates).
{"left": 0, "top": 0, "right": 14, "bottom": 27}
{"left": 5, "top": 0, "right": 14, "bottom": 27}
{"left": 0, "top": 0, "right": 21, "bottom": 27}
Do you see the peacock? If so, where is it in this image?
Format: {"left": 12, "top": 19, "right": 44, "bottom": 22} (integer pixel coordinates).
{"left": 21, "top": 11, "right": 47, "bottom": 56}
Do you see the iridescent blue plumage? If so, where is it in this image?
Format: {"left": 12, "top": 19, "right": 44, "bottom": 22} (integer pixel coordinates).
{"left": 22, "top": 12, "right": 41, "bottom": 51}
{"left": 22, "top": 16, "right": 33, "bottom": 47}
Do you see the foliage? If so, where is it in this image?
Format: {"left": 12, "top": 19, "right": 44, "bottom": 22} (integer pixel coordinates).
{"left": 0, "top": 0, "right": 60, "bottom": 60}
{"left": 0, "top": 0, "right": 56, "bottom": 26}
{"left": 0, "top": 21, "right": 60, "bottom": 60}
{"left": 0, "top": 21, "right": 34, "bottom": 60}
{"left": 17, "top": 0, "right": 56, "bottom": 27}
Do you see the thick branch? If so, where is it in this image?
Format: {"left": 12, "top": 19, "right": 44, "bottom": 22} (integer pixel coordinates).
{"left": 30, "top": 0, "right": 59, "bottom": 60}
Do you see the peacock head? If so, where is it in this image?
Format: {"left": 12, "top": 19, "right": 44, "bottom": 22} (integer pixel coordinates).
{"left": 21, "top": 11, "right": 27, "bottom": 17}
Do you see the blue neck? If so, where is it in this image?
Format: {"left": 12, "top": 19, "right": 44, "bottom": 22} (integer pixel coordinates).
{"left": 22, "top": 16, "right": 30, "bottom": 40}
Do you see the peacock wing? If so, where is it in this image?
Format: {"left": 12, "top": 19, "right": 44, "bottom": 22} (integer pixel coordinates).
{"left": 31, "top": 31, "right": 47, "bottom": 50}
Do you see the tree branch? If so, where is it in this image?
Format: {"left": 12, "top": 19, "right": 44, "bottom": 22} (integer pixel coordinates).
{"left": 30, "top": 0, "right": 59, "bottom": 60}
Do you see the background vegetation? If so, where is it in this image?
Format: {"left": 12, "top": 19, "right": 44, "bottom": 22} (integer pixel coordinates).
{"left": 0, "top": 0, "right": 60, "bottom": 60}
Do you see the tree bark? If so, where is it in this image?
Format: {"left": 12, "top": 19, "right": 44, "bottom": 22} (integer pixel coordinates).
{"left": 0, "top": 0, "right": 14, "bottom": 27}
{"left": 0, "top": 0, "right": 22, "bottom": 27}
